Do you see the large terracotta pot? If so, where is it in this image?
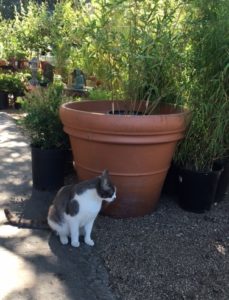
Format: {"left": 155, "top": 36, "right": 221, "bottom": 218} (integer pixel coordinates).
{"left": 60, "top": 100, "right": 190, "bottom": 218}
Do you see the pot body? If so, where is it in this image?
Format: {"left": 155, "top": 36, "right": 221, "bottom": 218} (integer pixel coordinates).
{"left": 60, "top": 100, "right": 189, "bottom": 218}
{"left": 0, "top": 91, "right": 9, "bottom": 110}
{"left": 177, "top": 167, "right": 223, "bottom": 213}
{"left": 31, "top": 147, "right": 65, "bottom": 191}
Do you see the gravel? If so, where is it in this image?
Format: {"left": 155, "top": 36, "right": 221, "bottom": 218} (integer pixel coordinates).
{"left": 5, "top": 111, "right": 229, "bottom": 300}
{"left": 93, "top": 195, "right": 229, "bottom": 300}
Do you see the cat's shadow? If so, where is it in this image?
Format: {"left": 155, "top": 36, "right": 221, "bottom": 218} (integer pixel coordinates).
{"left": 48, "top": 232, "right": 94, "bottom": 257}
{"left": 20, "top": 188, "right": 107, "bottom": 295}
{"left": 6, "top": 174, "right": 114, "bottom": 297}
{"left": 20, "top": 189, "right": 104, "bottom": 289}
{"left": 19, "top": 188, "right": 56, "bottom": 220}
{"left": 5, "top": 169, "right": 78, "bottom": 220}
{"left": 47, "top": 229, "right": 109, "bottom": 297}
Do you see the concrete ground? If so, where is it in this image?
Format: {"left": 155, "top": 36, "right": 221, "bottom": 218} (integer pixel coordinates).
{"left": 0, "top": 112, "right": 116, "bottom": 300}
{"left": 1, "top": 111, "right": 229, "bottom": 300}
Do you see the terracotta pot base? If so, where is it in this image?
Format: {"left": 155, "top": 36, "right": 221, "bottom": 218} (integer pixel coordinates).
{"left": 77, "top": 165, "right": 165, "bottom": 218}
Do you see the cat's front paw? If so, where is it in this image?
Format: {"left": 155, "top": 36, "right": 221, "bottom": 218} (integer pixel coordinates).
{"left": 85, "top": 238, "right": 95, "bottom": 247}
{"left": 60, "top": 236, "right": 68, "bottom": 245}
{"left": 71, "top": 240, "right": 80, "bottom": 248}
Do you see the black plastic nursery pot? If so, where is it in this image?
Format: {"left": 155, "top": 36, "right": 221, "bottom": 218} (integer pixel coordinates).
{"left": 161, "top": 162, "right": 179, "bottom": 196}
{"left": 214, "top": 158, "right": 229, "bottom": 202}
{"left": 177, "top": 166, "right": 223, "bottom": 213}
{"left": 64, "top": 148, "right": 74, "bottom": 175}
{"left": 31, "top": 147, "right": 66, "bottom": 191}
{"left": 0, "top": 91, "right": 9, "bottom": 110}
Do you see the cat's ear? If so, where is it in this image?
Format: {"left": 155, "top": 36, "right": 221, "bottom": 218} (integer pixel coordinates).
{"left": 102, "top": 169, "right": 109, "bottom": 178}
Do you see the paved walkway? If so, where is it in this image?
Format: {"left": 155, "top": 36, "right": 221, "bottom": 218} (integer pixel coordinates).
{"left": 0, "top": 112, "right": 116, "bottom": 300}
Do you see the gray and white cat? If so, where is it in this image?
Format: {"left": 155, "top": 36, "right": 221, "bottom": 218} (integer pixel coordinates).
{"left": 48, "top": 170, "right": 116, "bottom": 247}
{"left": 4, "top": 170, "right": 116, "bottom": 247}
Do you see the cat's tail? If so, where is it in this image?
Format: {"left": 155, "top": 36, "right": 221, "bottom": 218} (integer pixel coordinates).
{"left": 4, "top": 208, "right": 50, "bottom": 230}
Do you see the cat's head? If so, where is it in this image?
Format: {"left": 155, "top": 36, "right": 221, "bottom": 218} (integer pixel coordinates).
{"left": 98, "top": 170, "right": 116, "bottom": 202}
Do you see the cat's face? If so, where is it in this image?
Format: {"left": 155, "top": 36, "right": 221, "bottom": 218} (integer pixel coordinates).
{"left": 103, "top": 186, "right": 116, "bottom": 203}
{"left": 98, "top": 170, "right": 116, "bottom": 203}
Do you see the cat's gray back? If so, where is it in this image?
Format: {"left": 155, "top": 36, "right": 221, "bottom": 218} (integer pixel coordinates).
{"left": 73, "top": 177, "right": 100, "bottom": 195}
{"left": 48, "top": 185, "right": 78, "bottom": 223}
{"left": 48, "top": 176, "right": 108, "bottom": 221}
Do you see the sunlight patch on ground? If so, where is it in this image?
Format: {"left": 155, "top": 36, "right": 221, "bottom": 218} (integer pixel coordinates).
{"left": 215, "top": 243, "right": 226, "bottom": 255}
{"left": 0, "top": 193, "right": 17, "bottom": 204}
{"left": 10, "top": 152, "right": 21, "bottom": 158}
{"left": 0, "top": 140, "right": 28, "bottom": 148}
{"left": 15, "top": 234, "right": 51, "bottom": 255}
{"left": 0, "top": 224, "right": 22, "bottom": 237}
{"left": 0, "top": 246, "right": 36, "bottom": 299}
{"left": 0, "top": 121, "right": 28, "bottom": 148}
{"left": 33, "top": 273, "right": 69, "bottom": 299}
{"left": 0, "top": 175, "right": 32, "bottom": 186}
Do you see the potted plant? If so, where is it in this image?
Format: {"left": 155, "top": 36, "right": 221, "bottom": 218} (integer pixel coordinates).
{"left": 22, "top": 83, "right": 71, "bottom": 190}
{"left": 0, "top": 73, "right": 26, "bottom": 109}
{"left": 15, "top": 50, "right": 29, "bottom": 69}
{"left": 174, "top": 1, "right": 229, "bottom": 212}
{"left": 60, "top": 1, "right": 190, "bottom": 218}
{"left": 174, "top": 105, "right": 226, "bottom": 213}
{"left": 7, "top": 50, "right": 28, "bottom": 69}
{"left": 0, "top": 59, "right": 7, "bottom": 66}
{"left": 0, "top": 81, "right": 9, "bottom": 110}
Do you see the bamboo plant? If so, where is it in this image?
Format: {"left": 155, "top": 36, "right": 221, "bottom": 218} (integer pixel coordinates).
{"left": 174, "top": 0, "right": 229, "bottom": 172}
{"left": 75, "top": 0, "right": 186, "bottom": 112}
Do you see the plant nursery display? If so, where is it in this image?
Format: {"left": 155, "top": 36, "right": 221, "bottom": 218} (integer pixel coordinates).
{"left": 0, "top": 0, "right": 228, "bottom": 216}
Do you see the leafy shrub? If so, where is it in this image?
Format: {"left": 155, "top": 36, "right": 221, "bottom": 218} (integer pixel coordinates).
{"left": 88, "top": 89, "right": 112, "bottom": 101}
{"left": 0, "top": 73, "right": 26, "bottom": 95}
{"left": 22, "top": 84, "right": 70, "bottom": 149}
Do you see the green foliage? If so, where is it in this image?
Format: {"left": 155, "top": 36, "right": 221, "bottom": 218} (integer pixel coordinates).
{"left": 47, "top": 1, "right": 78, "bottom": 81}
{"left": 0, "top": 0, "right": 228, "bottom": 170}
{"left": 174, "top": 0, "right": 229, "bottom": 171}
{"left": 88, "top": 89, "right": 112, "bottom": 101}
{"left": 0, "top": 0, "right": 78, "bottom": 81}
{"left": 21, "top": 84, "right": 71, "bottom": 149}
{"left": 0, "top": 73, "right": 26, "bottom": 94}
{"left": 75, "top": 0, "right": 185, "bottom": 103}
{"left": 0, "top": 0, "right": 28, "bottom": 19}
{"left": 0, "top": 16, "right": 20, "bottom": 59}
{"left": 0, "top": 0, "right": 56, "bottom": 19}
{"left": 13, "top": 1, "right": 51, "bottom": 54}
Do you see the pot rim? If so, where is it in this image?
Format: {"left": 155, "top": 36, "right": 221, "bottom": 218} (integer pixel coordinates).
{"left": 178, "top": 165, "right": 224, "bottom": 175}
{"left": 61, "top": 100, "right": 190, "bottom": 118}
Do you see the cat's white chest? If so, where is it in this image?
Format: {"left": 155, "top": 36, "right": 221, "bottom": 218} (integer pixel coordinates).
{"left": 74, "top": 189, "right": 102, "bottom": 226}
